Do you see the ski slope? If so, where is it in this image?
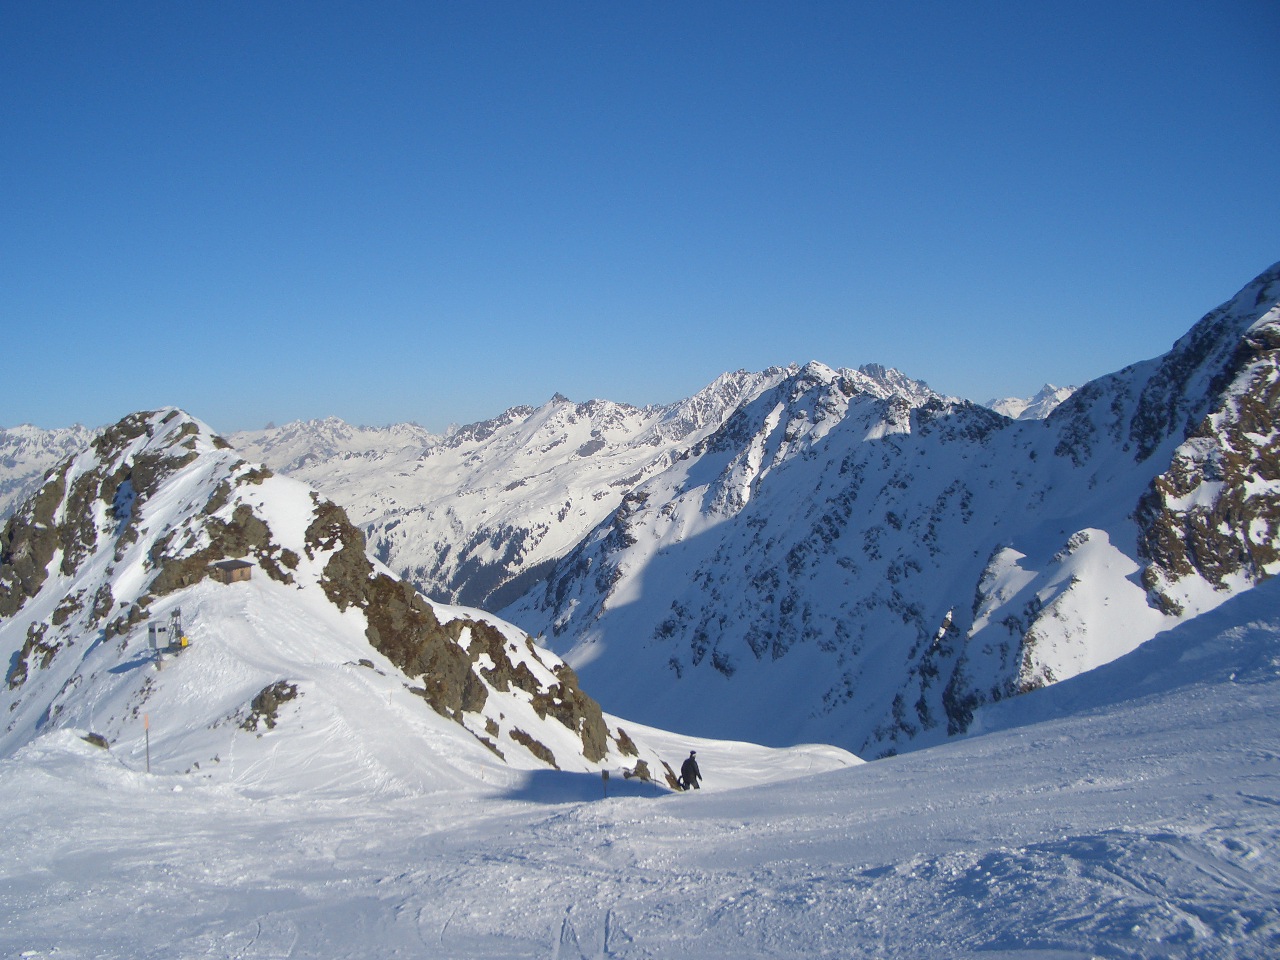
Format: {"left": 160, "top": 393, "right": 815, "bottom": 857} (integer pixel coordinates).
{"left": 3, "top": 579, "right": 1277, "bottom": 959}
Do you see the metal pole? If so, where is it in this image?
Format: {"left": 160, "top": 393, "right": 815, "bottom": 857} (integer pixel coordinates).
{"left": 144, "top": 714, "right": 151, "bottom": 774}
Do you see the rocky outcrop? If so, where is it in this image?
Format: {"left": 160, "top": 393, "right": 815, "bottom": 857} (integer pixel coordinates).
{"left": 1, "top": 411, "right": 272, "bottom": 620}
{"left": 305, "top": 496, "right": 616, "bottom": 764}
{"left": 241, "top": 681, "right": 300, "bottom": 731}
{"left": 0, "top": 462, "right": 70, "bottom": 618}
{"left": 1137, "top": 270, "right": 1280, "bottom": 614}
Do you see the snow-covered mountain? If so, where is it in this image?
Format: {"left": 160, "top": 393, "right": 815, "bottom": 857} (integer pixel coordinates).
{"left": 232, "top": 365, "right": 929, "bottom": 612}
{"left": 501, "top": 263, "right": 1280, "bottom": 756}
{"left": 0, "top": 423, "right": 92, "bottom": 520}
{"left": 216, "top": 265, "right": 1280, "bottom": 759}
{"left": 7, "top": 266, "right": 1277, "bottom": 765}
{"left": 0, "top": 408, "right": 687, "bottom": 789}
{"left": 230, "top": 416, "right": 439, "bottom": 472}
{"left": 4, "top": 284, "right": 1278, "bottom": 958}
{"left": 987, "top": 383, "right": 1077, "bottom": 419}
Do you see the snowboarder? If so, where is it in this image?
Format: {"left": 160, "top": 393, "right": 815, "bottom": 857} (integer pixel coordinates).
{"left": 679, "top": 750, "right": 702, "bottom": 790}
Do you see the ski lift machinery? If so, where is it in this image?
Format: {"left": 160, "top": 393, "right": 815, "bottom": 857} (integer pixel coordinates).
{"left": 148, "top": 608, "right": 191, "bottom": 663}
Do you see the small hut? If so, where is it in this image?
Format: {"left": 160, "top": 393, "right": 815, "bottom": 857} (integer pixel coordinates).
{"left": 211, "top": 559, "right": 254, "bottom": 584}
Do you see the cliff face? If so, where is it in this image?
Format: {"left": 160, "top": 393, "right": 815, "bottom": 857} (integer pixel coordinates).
{"left": 1, "top": 408, "right": 673, "bottom": 787}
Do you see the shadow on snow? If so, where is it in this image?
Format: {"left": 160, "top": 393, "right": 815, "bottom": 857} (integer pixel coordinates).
{"left": 499, "top": 768, "right": 670, "bottom": 804}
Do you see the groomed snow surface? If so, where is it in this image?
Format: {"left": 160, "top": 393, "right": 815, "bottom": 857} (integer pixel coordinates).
{"left": 4, "top": 582, "right": 1279, "bottom": 958}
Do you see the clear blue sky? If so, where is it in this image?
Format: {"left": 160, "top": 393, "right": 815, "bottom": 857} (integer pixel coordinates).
{"left": 4, "top": 1, "right": 1278, "bottom": 432}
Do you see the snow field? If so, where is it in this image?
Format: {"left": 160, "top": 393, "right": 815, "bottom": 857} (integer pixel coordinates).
{"left": 3, "top": 588, "right": 1278, "bottom": 959}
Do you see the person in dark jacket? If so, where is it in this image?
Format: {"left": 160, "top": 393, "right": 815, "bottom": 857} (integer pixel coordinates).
{"left": 680, "top": 750, "right": 702, "bottom": 790}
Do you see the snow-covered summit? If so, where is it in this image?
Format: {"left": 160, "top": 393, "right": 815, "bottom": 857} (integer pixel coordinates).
{"left": 987, "top": 383, "right": 1077, "bottom": 420}
{"left": 0, "top": 408, "right": 678, "bottom": 792}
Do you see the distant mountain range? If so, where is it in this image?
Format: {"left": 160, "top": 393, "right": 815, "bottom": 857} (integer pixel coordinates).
{"left": 987, "top": 383, "right": 1077, "bottom": 420}
{"left": 5, "top": 262, "right": 1277, "bottom": 761}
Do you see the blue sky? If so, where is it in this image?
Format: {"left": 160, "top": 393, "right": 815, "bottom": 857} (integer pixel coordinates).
{"left": 3, "top": 1, "right": 1278, "bottom": 432}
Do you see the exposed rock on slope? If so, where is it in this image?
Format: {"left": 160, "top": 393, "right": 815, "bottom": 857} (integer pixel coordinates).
{"left": 1135, "top": 266, "right": 1280, "bottom": 614}
{"left": 303, "top": 496, "right": 618, "bottom": 764}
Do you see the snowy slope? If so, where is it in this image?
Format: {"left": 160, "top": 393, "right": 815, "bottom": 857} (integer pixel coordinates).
{"left": 6, "top": 268, "right": 1277, "bottom": 768}
{"left": 0, "top": 408, "right": 723, "bottom": 791}
{"left": 1, "top": 574, "right": 1276, "bottom": 958}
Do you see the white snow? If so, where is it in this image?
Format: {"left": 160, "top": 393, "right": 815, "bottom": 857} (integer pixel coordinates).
{"left": 2, "top": 578, "right": 1278, "bottom": 958}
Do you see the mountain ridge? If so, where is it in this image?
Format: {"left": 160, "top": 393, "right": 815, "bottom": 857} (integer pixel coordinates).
{"left": 230, "top": 362, "right": 939, "bottom": 613}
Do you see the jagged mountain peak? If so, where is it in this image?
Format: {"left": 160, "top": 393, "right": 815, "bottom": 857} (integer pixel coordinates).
{"left": 1, "top": 408, "right": 676, "bottom": 792}
{"left": 850, "top": 362, "right": 942, "bottom": 403}
{"left": 231, "top": 367, "right": 805, "bottom": 612}
{"left": 761, "top": 360, "right": 940, "bottom": 405}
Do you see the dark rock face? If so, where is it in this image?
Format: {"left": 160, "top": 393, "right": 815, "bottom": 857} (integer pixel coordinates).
{"left": 1137, "top": 276, "right": 1280, "bottom": 614}
{"left": 6, "top": 623, "right": 55, "bottom": 690}
{"left": 0, "top": 462, "right": 70, "bottom": 618}
{"left": 509, "top": 728, "right": 557, "bottom": 768}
